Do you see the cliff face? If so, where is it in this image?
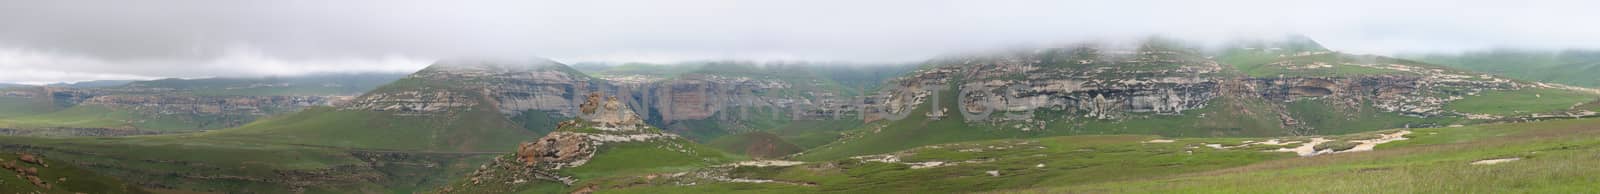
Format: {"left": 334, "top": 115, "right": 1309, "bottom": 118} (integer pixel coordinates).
{"left": 442, "top": 93, "right": 713, "bottom": 193}
{"left": 862, "top": 40, "right": 1531, "bottom": 134}
{"left": 342, "top": 60, "right": 601, "bottom": 118}
{"left": 82, "top": 95, "right": 345, "bottom": 115}
{"left": 873, "top": 44, "right": 1227, "bottom": 122}
{"left": 643, "top": 74, "right": 800, "bottom": 123}
{"left": 1, "top": 86, "right": 354, "bottom": 133}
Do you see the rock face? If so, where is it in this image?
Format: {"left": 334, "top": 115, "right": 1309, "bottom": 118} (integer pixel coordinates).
{"left": 874, "top": 43, "right": 1226, "bottom": 122}
{"left": 445, "top": 93, "right": 694, "bottom": 193}
{"left": 343, "top": 59, "right": 602, "bottom": 118}
{"left": 83, "top": 95, "right": 344, "bottom": 115}
{"left": 1, "top": 86, "right": 353, "bottom": 132}
{"left": 513, "top": 92, "right": 680, "bottom": 175}
{"left": 860, "top": 39, "right": 1538, "bottom": 134}
{"left": 516, "top": 132, "right": 596, "bottom": 169}
{"left": 578, "top": 93, "right": 649, "bottom": 131}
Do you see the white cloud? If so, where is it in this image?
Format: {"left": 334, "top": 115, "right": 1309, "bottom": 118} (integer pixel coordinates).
{"left": 0, "top": 46, "right": 430, "bottom": 84}
{"left": 2, "top": 0, "right": 1599, "bottom": 83}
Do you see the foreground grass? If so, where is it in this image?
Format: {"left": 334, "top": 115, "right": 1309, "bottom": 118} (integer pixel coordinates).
{"left": 1015, "top": 118, "right": 1600, "bottom": 193}
{"left": 597, "top": 135, "right": 1297, "bottom": 194}
{"left": 0, "top": 152, "right": 150, "bottom": 194}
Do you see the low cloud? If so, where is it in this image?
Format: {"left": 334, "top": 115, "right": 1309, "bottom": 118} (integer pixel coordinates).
{"left": 2, "top": 0, "right": 1598, "bottom": 83}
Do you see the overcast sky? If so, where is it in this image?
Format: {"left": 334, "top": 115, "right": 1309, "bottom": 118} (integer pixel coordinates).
{"left": 1, "top": 0, "right": 1597, "bottom": 84}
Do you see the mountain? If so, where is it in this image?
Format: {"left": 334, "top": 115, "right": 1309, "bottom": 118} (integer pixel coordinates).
{"left": 0, "top": 60, "right": 597, "bottom": 192}
{"left": 578, "top": 61, "right": 914, "bottom": 157}
{"left": 0, "top": 73, "right": 404, "bottom": 136}
{"left": 439, "top": 93, "right": 734, "bottom": 193}
{"left": 794, "top": 36, "right": 1600, "bottom": 160}
{"left": 1402, "top": 49, "right": 1600, "bottom": 87}
{"left": 45, "top": 80, "right": 139, "bottom": 88}
{"left": 200, "top": 59, "right": 603, "bottom": 152}
{"left": 118, "top": 73, "right": 405, "bottom": 96}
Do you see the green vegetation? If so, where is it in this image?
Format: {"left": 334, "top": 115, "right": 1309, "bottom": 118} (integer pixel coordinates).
{"left": 1405, "top": 49, "right": 1600, "bottom": 87}
{"left": 1448, "top": 88, "right": 1600, "bottom": 116}
{"left": 0, "top": 105, "right": 207, "bottom": 131}
{"left": 0, "top": 134, "right": 494, "bottom": 193}
{"left": 1016, "top": 118, "right": 1600, "bottom": 193}
{"left": 203, "top": 105, "right": 535, "bottom": 152}
{"left": 0, "top": 96, "right": 55, "bottom": 118}
{"left": 1285, "top": 100, "right": 1460, "bottom": 134}
{"left": 795, "top": 84, "right": 1027, "bottom": 161}
{"left": 0, "top": 152, "right": 150, "bottom": 194}
{"left": 1227, "top": 53, "right": 1418, "bottom": 78}
{"left": 707, "top": 131, "right": 805, "bottom": 158}
{"left": 596, "top": 135, "right": 1296, "bottom": 193}
{"left": 563, "top": 139, "right": 737, "bottom": 179}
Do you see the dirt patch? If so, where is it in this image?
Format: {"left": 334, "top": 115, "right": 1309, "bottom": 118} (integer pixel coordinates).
{"left": 1470, "top": 158, "right": 1521, "bottom": 165}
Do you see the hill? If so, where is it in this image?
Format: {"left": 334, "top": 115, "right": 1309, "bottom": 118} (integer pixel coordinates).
{"left": 577, "top": 61, "right": 910, "bottom": 157}
{"left": 1403, "top": 49, "right": 1600, "bottom": 87}
{"left": 438, "top": 93, "right": 736, "bottom": 193}
{"left": 0, "top": 74, "right": 403, "bottom": 135}
{"left": 793, "top": 36, "right": 1600, "bottom": 160}
{"left": 200, "top": 59, "right": 604, "bottom": 152}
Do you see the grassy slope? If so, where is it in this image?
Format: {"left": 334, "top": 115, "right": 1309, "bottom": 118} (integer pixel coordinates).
{"left": 1448, "top": 87, "right": 1600, "bottom": 116}
{"left": 603, "top": 135, "right": 1297, "bottom": 194}
{"left": 0, "top": 96, "right": 54, "bottom": 118}
{"left": 201, "top": 105, "right": 536, "bottom": 152}
{"left": 0, "top": 134, "right": 496, "bottom": 193}
{"left": 1287, "top": 100, "right": 1461, "bottom": 134}
{"left": 564, "top": 139, "right": 739, "bottom": 180}
{"left": 1405, "top": 50, "right": 1600, "bottom": 87}
{"left": 447, "top": 127, "right": 740, "bottom": 193}
{"left": 0, "top": 104, "right": 239, "bottom": 132}
{"left": 0, "top": 152, "right": 151, "bottom": 194}
{"left": 1021, "top": 118, "right": 1600, "bottom": 193}
{"left": 706, "top": 131, "right": 806, "bottom": 158}
{"left": 796, "top": 84, "right": 1025, "bottom": 161}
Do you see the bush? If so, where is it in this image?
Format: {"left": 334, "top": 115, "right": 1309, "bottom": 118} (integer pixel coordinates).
{"left": 1314, "top": 141, "right": 1359, "bottom": 152}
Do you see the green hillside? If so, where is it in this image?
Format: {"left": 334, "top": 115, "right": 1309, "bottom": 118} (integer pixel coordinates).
{"left": 0, "top": 96, "right": 55, "bottom": 118}
{"left": 0, "top": 152, "right": 150, "bottom": 194}
{"left": 1405, "top": 49, "right": 1600, "bottom": 87}
{"left": 199, "top": 105, "right": 534, "bottom": 152}
{"left": 1022, "top": 118, "right": 1600, "bottom": 193}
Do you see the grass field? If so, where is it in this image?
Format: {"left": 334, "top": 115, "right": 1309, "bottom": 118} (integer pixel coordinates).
{"left": 572, "top": 118, "right": 1600, "bottom": 194}
{"left": 0, "top": 152, "right": 151, "bottom": 194}
{"left": 201, "top": 105, "right": 537, "bottom": 152}
{"left": 0, "top": 133, "right": 498, "bottom": 193}
{"left": 1012, "top": 118, "right": 1600, "bottom": 193}
{"left": 1447, "top": 88, "right": 1600, "bottom": 116}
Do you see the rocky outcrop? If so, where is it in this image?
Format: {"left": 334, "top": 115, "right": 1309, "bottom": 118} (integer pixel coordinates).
{"left": 516, "top": 132, "right": 596, "bottom": 169}
{"left": 859, "top": 40, "right": 1542, "bottom": 134}
{"left": 341, "top": 89, "right": 476, "bottom": 115}
{"left": 343, "top": 60, "right": 602, "bottom": 118}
